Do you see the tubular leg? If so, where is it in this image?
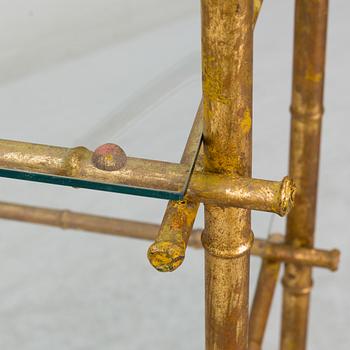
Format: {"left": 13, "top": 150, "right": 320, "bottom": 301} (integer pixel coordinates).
{"left": 281, "top": 1, "right": 329, "bottom": 349}
{"left": 201, "top": 0, "right": 253, "bottom": 349}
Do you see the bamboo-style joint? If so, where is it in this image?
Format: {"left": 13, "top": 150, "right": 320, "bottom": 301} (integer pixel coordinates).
{"left": 0, "top": 139, "right": 295, "bottom": 216}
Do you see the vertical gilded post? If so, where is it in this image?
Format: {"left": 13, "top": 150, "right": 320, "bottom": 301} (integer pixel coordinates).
{"left": 281, "top": 1, "right": 328, "bottom": 350}
{"left": 249, "top": 234, "right": 283, "bottom": 350}
{"left": 148, "top": 0, "right": 263, "bottom": 273}
{"left": 201, "top": 1, "right": 253, "bottom": 349}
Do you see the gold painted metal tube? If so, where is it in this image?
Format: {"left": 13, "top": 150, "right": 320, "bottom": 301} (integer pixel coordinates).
{"left": 147, "top": 104, "right": 202, "bottom": 272}
{"left": 0, "top": 200, "right": 339, "bottom": 270}
{"left": 249, "top": 234, "right": 283, "bottom": 350}
{"left": 147, "top": 198, "right": 199, "bottom": 271}
{"left": 0, "top": 139, "right": 186, "bottom": 190}
{"left": 188, "top": 174, "right": 294, "bottom": 215}
{"left": 0, "top": 200, "right": 203, "bottom": 244}
{"left": 281, "top": 1, "right": 329, "bottom": 350}
{"left": 201, "top": 0, "right": 253, "bottom": 348}
{"left": 0, "top": 139, "right": 295, "bottom": 215}
{"left": 148, "top": 0, "right": 264, "bottom": 273}
{"left": 0, "top": 201, "right": 165, "bottom": 240}
{"left": 254, "top": 236, "right": 339, "bottom": 271}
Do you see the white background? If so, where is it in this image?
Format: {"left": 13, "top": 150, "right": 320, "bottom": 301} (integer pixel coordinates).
{"left": 0, "top": 1, "right": 348, "bottom": 349}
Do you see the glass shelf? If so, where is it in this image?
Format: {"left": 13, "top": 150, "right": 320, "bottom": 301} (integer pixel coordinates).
{"left": 0, "top": 7, "right": 202, "bottom": 200}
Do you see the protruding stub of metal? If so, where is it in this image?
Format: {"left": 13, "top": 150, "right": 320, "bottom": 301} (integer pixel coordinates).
{"left": 279, "top": 177, "right": 296, "bottom": 216}
{"left": 147, "top": 199, "right": 199, "bottom": 272}
{"left": 92, "top": 143, "right": 127, "bottom": 171}
{"left": 148, "top": 240, "right": 186, "bottom": 272}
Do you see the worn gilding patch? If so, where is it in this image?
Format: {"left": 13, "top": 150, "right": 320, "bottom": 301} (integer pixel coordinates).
{"left": 305, "top": 69, "right": 322, "bottom": 83}
{"left": 240, "top": 109, "right": 252, "bottom": 134}
{"left": 202, "top": 55, "right": 230, "bottom": 105}
{"left": 147, "top": 241, "right": 185, "bottom": 272}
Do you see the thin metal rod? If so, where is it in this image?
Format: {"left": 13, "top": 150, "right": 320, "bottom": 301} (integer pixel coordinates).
{"left": 147, "top": 0, "right": 264, "bottom": 273}
{"left": 281, "top": 1, "right": 329, "bottom": 349}
{"left": 253, "top": 235, "right": 339, "bottom": 271}
{"left": 201, "top": 0, "right": 253, "bottom": 348}
{"left": 0, "top": 200, "right": 339, "bottom": 270}
{"left": 249, "top": 234, "right": 283, "bottom": 350}
{"left": 0, "top": 139, "right": 295, "bottom": 216}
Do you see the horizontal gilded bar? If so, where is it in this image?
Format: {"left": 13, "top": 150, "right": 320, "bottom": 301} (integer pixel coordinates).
{"left": 0, "top": 201, "right": 339, "bottom": 271}
{"left": 253, "top": 235, "right": 339, "bottom": 271}
{"left": 0, "top": 139, "right": 295, "bottom": 216}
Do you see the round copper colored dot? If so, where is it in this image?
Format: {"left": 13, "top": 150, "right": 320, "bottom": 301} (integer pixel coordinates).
{"left": 92, "top": 143, "right": 127, "bottom": 171}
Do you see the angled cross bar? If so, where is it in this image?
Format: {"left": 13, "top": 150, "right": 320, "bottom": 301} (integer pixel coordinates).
{"left": 147, "top": 103, "right": 203, "bottom": 272}
{"left": 249, "top": 234, "right": 284, "bottom": 350}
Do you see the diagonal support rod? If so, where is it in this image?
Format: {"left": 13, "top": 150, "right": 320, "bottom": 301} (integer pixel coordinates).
{"left": 249, "top": 234, "right": 284, "bottom": 350}
{"left": 147, "top": 104, "right": 203, "bottom": 271}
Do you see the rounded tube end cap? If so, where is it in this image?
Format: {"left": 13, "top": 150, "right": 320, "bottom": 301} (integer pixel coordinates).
{"left": 278, "top": 177, "right": 296, "bottom": 216}
{"left": 147, "top": 241, "right": 185, "bottom": 272}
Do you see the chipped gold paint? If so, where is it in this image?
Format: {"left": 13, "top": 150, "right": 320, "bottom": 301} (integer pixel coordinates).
{"left": 305, "top": 69, "right": 322, "bottom": 83}
{"left": 241, "top": 109, "right": 252, "bottom": 134}
{"left": 147, "top": 198, "right": 199, "bottom": 272}
{"left": 148, "top": 240, "right": 185, "bottom": 272}
{"left": 202, "top": 55, "right": 231, "bottom": 105}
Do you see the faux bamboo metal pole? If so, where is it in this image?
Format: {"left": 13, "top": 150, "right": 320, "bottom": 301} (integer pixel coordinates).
{"left": 148, "top": 0, "right": 264, "bottom": 273}
{"left": 201, "top": 0, "right": 253, "bottom": 348}
{"left": 0, "top": 200, "right": 203, "bottom": 244}
{"left": 0, "top": 139, "right": 295, "bottom": 215}
{"left": 0, "top": 200, "right": 339, "bottom": 270}
{"left": 249, "top": 234, "right": 283, "bottom": 350}
{"left": 281, "top": 1, "right": 329, "bottom": 349}
{"left": 253, "top": 236, "right": 339, "bottom": 271}
{"left": 147, "top": 103, "right": 202, "bottom": 272}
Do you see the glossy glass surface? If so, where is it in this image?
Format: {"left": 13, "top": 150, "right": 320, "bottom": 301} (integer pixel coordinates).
{"left": 0, "top": 5, "right": 202, "bottom": 199}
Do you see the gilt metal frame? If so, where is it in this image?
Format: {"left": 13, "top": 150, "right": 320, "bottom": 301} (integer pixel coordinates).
{"left": 0, "top": 0, "right": 339, "bottom": 349}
